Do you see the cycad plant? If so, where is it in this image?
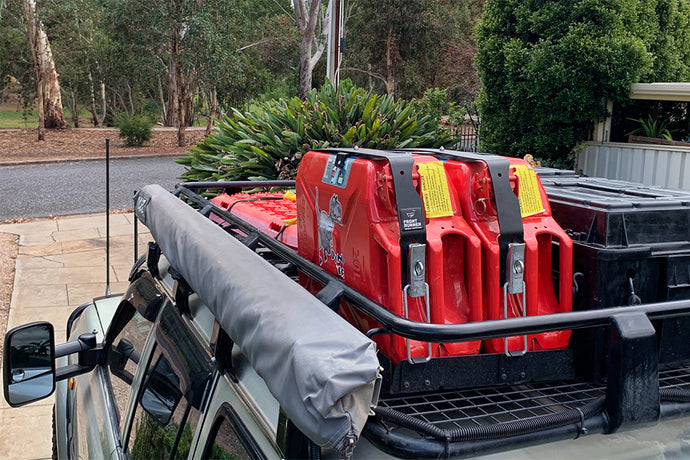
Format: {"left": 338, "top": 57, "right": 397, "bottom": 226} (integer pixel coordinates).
{"left": 177, "top": 80, "right": 458, "bottom": 181}
{"left": 628, "top": 115, "right": 675, "bottom": 140}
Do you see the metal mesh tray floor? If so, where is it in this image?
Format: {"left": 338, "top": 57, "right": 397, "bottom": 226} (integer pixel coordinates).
{"left": 377, "top": 366, "right": 690, "bottom": 431}
{"left": 660, "top": 366, "right": 690, "bottom": 391}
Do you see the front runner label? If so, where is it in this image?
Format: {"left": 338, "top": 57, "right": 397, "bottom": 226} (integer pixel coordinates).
{"left": 417, "top": 161, "right": 454, "bottom": 218}
{"left": 400, "top": 207, "right": 424, "bottom": 231}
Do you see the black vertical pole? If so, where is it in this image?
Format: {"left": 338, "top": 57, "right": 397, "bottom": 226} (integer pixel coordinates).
{"left": 105, "top": 138, "right": 111, "bottom": 296}
{"left": 133, "top": 190, "right": 138, "bottom": 264}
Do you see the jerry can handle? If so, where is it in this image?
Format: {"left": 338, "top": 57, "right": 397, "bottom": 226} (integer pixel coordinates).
{"left": 504, "top": 281, "right": 528, "bottom": 357}
{"left": 403, "top": 283, "right": 432, "bottom": 364}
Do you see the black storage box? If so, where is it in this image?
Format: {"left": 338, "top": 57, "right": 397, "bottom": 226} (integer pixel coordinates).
{"left": 534, "top": 167, "right": 577, "bottom": 178}
{"left": 540, "top": 176, "right": 690, "bottom": 374}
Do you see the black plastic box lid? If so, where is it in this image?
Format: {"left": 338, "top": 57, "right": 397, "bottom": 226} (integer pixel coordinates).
{"left": 535, "top": 167, "right": 577, "bottom": 177}
{"left": 540, "top": 176, "right": 690, "bottom": 247}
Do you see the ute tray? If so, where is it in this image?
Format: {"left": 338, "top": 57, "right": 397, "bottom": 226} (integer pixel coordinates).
{"left": 369, "top": 366, "right": 690, "bottom": 458}
{"left": 166, "top": 178, "right": 690, "bottom": 458}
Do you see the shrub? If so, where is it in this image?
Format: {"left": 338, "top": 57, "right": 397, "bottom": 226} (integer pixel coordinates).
{"left": 627, "top": 115, "right": 675, "bottom": 140}
{"left": 177, "top": 80, "right": 459, "bottom": 181}
{"left": 475, "top": 0, "right": 654, "bottom": 166}
{"left": 412, "top": 87, "right": 466, "bottom": 127}
{"left": 115, "top": 114, "right": 154, "bottom": 147}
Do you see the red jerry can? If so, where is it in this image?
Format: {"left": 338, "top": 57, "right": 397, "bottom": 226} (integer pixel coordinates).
{"left": 296, "top": 150, "right": 483, "bottom": 363}
{"left": 443, "top": 156, "right": 573, "bottom": 354}
{"left": 210, "top": 192, "right": 298, "bottom": 249}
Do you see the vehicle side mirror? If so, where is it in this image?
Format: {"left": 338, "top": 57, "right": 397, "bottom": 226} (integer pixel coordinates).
{"left": 3, "top": 322, "right": 56, "bottom": 407}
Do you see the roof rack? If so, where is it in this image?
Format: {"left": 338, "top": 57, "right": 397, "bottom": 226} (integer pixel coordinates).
{"left": 167, "top": 180, "right": 690, "bottom": 457}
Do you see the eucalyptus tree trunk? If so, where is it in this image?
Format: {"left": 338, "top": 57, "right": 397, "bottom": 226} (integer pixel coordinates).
{"left": 68, "top": 91, "right": 79, "bottom": 127}
{"left": 88, "top": 72, "right": 106, "bottom": 128}
{"left": 177, "top": 84, "right": 186, "bottom": 147}
{"left": 171, "top": 32, "right": 186, "bottom": 147}
{"left": 184, "top": 92, "right": 194, "bottom": 127}
{"left": 23, "top": 0, "right": 65, "bottom": 138}
{"left": 205, "top": 85, "right": 217, "bottom": 136}
{"left": 385, "top": 27, "right": 395, "bottom": 95}
{"left": 293, "top": 0, "right": 328, "bottom": 100}
{"left": 166, "top": 60, "right": 179, "bottom": 127}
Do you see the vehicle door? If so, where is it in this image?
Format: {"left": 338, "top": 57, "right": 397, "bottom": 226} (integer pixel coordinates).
{"left": 118, "top": 299, "right": 214, "bottom": 459}
{"left": 193, "top": 341, "right": 283, "bottom": 460}
{"left": 69, "top": 274, "right": 162, "bottom": 459}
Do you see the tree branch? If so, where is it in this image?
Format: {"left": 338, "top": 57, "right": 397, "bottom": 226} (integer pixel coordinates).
{"left": 293, "top": 0, "right": 307, "bottom": 33}
{"left": 234, "top": 37, "right": 273, "bottom": 52}
{"left": 304, "top": 0, "right": 321, "bottom": 39}
{"left": 341, "top": 66, "right": 387, "bottom": 85}
{"left": 270, "top": 0, "right": 292, "bottom": 17}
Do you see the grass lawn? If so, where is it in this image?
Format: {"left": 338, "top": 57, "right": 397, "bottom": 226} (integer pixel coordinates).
{"left": 0, "top": 106, "right": 94, "bottom": 129}
{"left": 0, "top": 108, "right": 38, "bottom": 128}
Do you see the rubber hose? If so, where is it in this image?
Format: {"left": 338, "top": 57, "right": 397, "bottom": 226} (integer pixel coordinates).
{"left": 660, "top": 387, "right": 690, "bottom": 403}
{"left": 308, "top": 439, "right": 321, "bottom": 460}
{"left": 374, "top": 397, "right": 605, "bottom": 442}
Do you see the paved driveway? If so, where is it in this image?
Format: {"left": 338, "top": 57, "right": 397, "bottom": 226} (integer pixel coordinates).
{"left": 0, "top": 212, "right": 148, "bottom": 459}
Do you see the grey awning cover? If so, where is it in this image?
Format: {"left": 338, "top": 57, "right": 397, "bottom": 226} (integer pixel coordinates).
{"left": 134, "top": 184, "right": 381, "bottom": 452}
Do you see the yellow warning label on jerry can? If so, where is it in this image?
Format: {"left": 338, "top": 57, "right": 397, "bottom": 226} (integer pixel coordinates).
{"left": 418, "top": 161, "right": 454, "bottom": 218}
{"left": 512, "top": 164, "right": 544, "bottom": 217}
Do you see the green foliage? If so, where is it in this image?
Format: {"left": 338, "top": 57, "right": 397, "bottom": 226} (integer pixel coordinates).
{"left": 627, "top": 115, "right": 675, "bottom": 139}
{"left": 177, "top": 80, "right": 458, "bottom": 181}
{"left": 0, "top": 0, "right": 35, "bottom": 111}
{"left": 130, "top": 413, "right": 194, "bottom": 459}
{"left": 115, "top": 113, "right": 154, "bottom": 147}
{"left": 343, "top": 0, "right": 482, "bottom": 103}
{"left": 475, "top": 0, "right": 659, "bottom": 165}
{"left": 412, "top": 88, "right": 467, "bottom": 127}
{"left": 647, "top": 0, "right": 690, "bottom": 81}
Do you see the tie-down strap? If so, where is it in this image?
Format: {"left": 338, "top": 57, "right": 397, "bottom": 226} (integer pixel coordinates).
{"left": 401, "top": 148, "right": 525, "bottom": 286}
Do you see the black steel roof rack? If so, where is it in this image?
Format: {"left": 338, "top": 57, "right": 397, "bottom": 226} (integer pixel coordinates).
{"left": 171, "top": 180, "right": 690, "bottom": 458}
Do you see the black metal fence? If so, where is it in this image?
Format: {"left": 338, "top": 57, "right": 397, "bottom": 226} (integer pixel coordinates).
{"left": 454, "top": 121, "right": 479, "bottom": 152}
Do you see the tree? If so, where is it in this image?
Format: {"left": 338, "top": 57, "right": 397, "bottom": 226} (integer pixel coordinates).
{"left": 106, "top": 0, "right": 202, "bottom": 144}
{"left": 475, "top": 0, "right": 653, "bottom": 166}
{"left": 42, "top": 0, "right": 113, "bottom": 128}
{"left": 292, "top": 0, "right": 329, "bottom": 99}
{"left": 23, "top": 0, "right": 65, "bottom": 138}
{"left": 0, "top": 0, "right": 33, "bottom": 109}
{"left": 342, "top": 0, "right": 482, "bottom": 102}
{"left": 646, "top": 0, "right": 690, "bottom": 82}
{"left": 105, "top": 0, "right": 293, "bottom": 146}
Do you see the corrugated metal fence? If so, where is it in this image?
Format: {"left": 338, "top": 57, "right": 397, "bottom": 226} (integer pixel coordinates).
{"left": 578, "top": 142, "right": 690, "bottom": 190}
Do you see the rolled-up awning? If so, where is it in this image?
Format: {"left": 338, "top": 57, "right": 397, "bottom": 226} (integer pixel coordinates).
{"left": 134, "top": 184, "right": 381, "bottom": 452}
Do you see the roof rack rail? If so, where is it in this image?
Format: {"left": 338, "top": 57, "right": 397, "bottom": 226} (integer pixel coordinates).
{"left": 167, "top": 180, "right": 690, "bottom": 458}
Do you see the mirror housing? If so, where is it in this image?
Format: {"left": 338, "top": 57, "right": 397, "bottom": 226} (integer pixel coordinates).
{"left": 3, "top": 322, "right": 56, "bottom": 407}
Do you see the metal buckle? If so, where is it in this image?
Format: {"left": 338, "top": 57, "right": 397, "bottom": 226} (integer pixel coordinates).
{"left": 506, "top": 243, "right": 525, "bottom": 295}
{"left": 403, "top": 283, "right": 432, "bottom": 364}
{"left": 407, "top": 243, "right": 426, "bottom": 298}
{"left": 503, "top": 242, "right": 527, "bottom": 356}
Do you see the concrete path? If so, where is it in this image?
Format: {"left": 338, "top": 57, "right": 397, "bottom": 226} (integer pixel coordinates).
{"left": 0, "top": 212, "right": 150, "bottom": 459}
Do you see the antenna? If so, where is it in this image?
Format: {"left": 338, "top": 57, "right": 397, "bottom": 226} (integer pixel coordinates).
{"left": 133, "top": 190, "right": 138, "bottom": 264}
{"left": 105, "top": 138, "right": 111, "bottom": 296}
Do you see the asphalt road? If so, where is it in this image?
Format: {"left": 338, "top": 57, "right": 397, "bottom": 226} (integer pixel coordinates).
{"left": 0, "top": 156, "right": 187, "bottom": 221}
